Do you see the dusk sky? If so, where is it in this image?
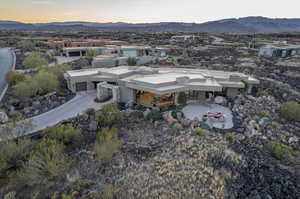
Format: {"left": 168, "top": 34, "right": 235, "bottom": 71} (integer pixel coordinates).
{"left": 1, "top": 0, "right": 300, "bottom": 23}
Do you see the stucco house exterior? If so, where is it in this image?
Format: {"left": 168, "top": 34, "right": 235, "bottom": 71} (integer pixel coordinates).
{"left": 64, "top": 66, "right": 259, "bottom": 107}
{"left": 91, "top": 46, "right": 168, "bottom": 68}
{"left": 259, "top": 44, "right": 300, "bottom": 58}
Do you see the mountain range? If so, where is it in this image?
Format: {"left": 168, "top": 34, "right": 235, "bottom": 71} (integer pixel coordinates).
{"left": 2, "top": 16, "right": 300, "bottom": 33}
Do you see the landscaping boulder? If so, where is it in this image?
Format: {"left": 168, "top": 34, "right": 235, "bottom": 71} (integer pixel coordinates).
{"left": 0, "top": 112, "right": 8, "bottom": 123}
{"left": 163, "top": 111, "right": 177, "bottom": 126}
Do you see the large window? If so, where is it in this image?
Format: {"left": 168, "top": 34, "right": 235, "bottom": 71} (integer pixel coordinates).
{"left": 136, "top": 91, "right": 174, "bottom": 107}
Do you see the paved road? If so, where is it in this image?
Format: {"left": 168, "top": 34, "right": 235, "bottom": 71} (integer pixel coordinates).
{"left": 0, "top": 48, "right": 14, "bottom": 97}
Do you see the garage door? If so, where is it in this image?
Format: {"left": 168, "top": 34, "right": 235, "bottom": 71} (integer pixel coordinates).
{"left": 75, "top": 82, "right": 87, "bottom": 91}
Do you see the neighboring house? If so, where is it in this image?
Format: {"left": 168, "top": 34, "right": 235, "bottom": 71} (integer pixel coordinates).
{"left": 171, "top": 35, "right": 199, "bottom": 42}
{"left": 48, "top": 39, "right": 128, "bottom": 48}
{"left": 259, "top": 44, "right": 300, "bottom": 58}
{"left": 62, "top": 47, "right": 105, "bottom": 57}
{"left": 92, "top": 46, "right": 168, "bottom": 68}
{"left": 64, "top": 66, "right": 259, "bottom": 107}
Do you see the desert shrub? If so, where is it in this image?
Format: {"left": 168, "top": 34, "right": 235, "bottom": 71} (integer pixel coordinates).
{"left": 41, "top": 64, "right": 69, "bottom": 83}
{"left": 0, "top": 138, "right": 34, "bottom": 172}
{"left": 225, "top": 133, "right": 236, "bottom": 142}
{"left": 127, "top": 57, "right": 137, "bottom": 66}
{"left": 146, "top": 110, "right": 162, "bottom": 121}
{"left": 15, "top": 70, "right": 59, "bottom": 97}
{"left": 85, "top": 108, "right": 96, "bottom": 118}
{"left": 57, "top": 88, "right": 70, "bottom": 96}
{"left": 5, "top": 71, "right": 27, "bottom": 87}
{"left": 23, "top": 52, "right": 48, "bottom": 69}
{"left": 15, "top": 76, "right": 38, "bottom": 97}
{"left": 44, "top": 124, "right": 83, "bottom": 147}
{"left": 240, "top": 79, "right": 250, "bottom": 93}
{"left": 279, "top": 101, "right": 300, "bottom": 122}
{"left": 94, "top": 128, "right": 121, "bottom": 164}
{"left": 34, "top": 70, "right": 59, "bottom": 95}
{"left": 18, "top": 138, "right": 73, "bottom": 186}
{"left": 86, "top": 49, "right": 98, "bottom": 60}
{"left": 17, "top": 40, "right": 36, "bottom": 51}
{"left": 100, "top": 185, "right": 121, "bottom": 199}
{"left": 257, "top": 111, "right": 272, "bottom": 119}
{"left": 95, "top": 104, "right": 123, "bottom": 127}
{"left": 129, "top": 110, "right": 144, "bottom": 118}
{"left": 265, "top": 141, "right": 293, "bottom": 160}
{"left": 173, "top": 123, "right": 183, "bottom": 132}
{"left": 193, "top": 128, "right": 205, "bottom": 136}
{"left": 61, "top": 194, "right": 75, "bottom": 199}
{"left": 178, "top": 92, "right": 187, "bottom": 105}
{"left": 171, "top": 108, "right": 184, "bottom": 119}
{"left": 268, "top": 121, "right": 281, "bottom": 129}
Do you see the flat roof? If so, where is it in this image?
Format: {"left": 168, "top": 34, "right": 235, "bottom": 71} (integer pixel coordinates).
{"left": 66, "top": 68, "right": 101, "bottom": 77}
{"left": 63, "top": 46, "right": 106, "bottom": 51}
{"left": 66, "top": 66, "right": 260, "bottom": 87}
{"left": 132, "top": 73, "right": 205, "bottom": 84}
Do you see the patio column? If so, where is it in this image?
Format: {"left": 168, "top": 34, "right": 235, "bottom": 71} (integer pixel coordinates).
{"left": 247, "top": 84, "right": 253, "bottom": 94}
{"left": 174, "top": 93, "right": 179, "bottom": 105}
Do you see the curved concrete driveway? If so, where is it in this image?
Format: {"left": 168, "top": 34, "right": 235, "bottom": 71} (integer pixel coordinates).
{"left": 1, "top": 91, "right": 111, "bottom": 139}
{"left": 27, "top": 92, "right": 97, "bottom": 134}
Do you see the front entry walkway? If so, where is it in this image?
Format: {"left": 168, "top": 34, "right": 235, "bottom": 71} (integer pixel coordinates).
{"left": 182, "top": 103, "right": 234, "bottom": 129}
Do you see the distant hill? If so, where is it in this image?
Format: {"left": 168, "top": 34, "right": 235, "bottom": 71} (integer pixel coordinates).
{"left": 2, "top": 17, "right": 300, "bottom": 33}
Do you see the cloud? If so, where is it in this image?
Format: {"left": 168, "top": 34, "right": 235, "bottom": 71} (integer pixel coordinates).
{"left": 31, "top": 0, "right": 56, "bottom": 5}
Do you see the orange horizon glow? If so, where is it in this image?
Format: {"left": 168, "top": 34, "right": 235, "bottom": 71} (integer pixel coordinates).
{"left": 2, "top": 0, "right": 300, "bottom": 24}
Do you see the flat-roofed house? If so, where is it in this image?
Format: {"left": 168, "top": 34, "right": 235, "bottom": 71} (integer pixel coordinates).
{"left": 259, "top": 44, "right": 300, "bottom": 58}
{"left": 64, "top": 66, "right": 259, "bottom": 107}
{"left": 92, "top": 46, "right": 168, "bottom": 68}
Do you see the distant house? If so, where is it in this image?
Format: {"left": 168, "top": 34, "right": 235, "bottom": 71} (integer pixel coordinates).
{"left": 92, "top": 46, "right": 168, "bottom": 68}
{"left": 259, "top": 44, "right": 300, "bottom": 58}
{"left": 171, "top": 35, "right": 199, "bottom": 42}
{"left": 64, "top": 66, "right": 259, "bottom": 106}
{"left": 48, "top": 39, "right": 128, "bottom": 48}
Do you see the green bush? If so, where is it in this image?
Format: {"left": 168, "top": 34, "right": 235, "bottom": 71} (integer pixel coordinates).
{"left": 44, "top": 124, "right": 83, "bottom": 147}
{"left": 0, "top": 138, "right": 34, "bottom": 172}
{"left": 94, "top": 128, "right": 121, "bottom": 164}
{"left": 171, "top": 108, "right": 184, "bottom": 119}
{"left": 95, "top": 104, "right": 123, "bottom": 127}
{"left": 178, "top": 92, "right": 187, "bottom": 105}
{"left": 279, "top": 101, "right": 300, "bottom": 122}
{"left": 257, "top": 111, "right": 272, "bottom": 119}
{"left": 41, "top": 64, "right": 69, "bottom": 83}
{"left": 127, "top": 57, "right": 137, "bottom": 66}
{"left": 18, "top": 138, "right": 72, "bottom": 186}
{"left": 146, "top": 110, "right": 162, "bottom": 121}
{"left": 85, "top": 108, "right": 96, "bottom": 118}
{"left": 225, "top": 133, "right": 236, "bottom": 142}
{"left": 5, "top": 71, "right": 27, "bottom": 87}
{"left": 268, "top": 121, "right": 281, "bottom": 129}
{"left": 15, "top": 70, "right": 59, "bottom": 97}
{"left": 23, "top": 52, "right": 48, "bottom": 69}
{"left": 15, "top": 76, "right": 38, "bottom": 97}
{"left": 265, "top": 141, "right": 293, "bottom": 160}
{"left": 34, "top": 71, "right": 59, "bottom": 95}
{"left": 193, "top": 128, "right": 205, "bottom": 136}
{"left": 100, "top": 185, "right": 121, "bottom": 199}
{"left": 86, "top": 49, "right": 98, "bottom": 60}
